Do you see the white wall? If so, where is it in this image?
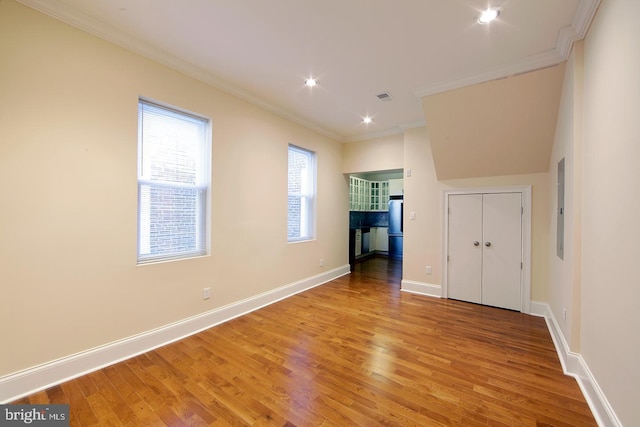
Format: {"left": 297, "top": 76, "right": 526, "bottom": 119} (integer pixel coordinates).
{"left": 0, "top": 1, "right": 348, "bottom": 379}
{"left": 547, "top": 43, "right": 584, "bottom": 350}
{"left": 579, "top": 0, "right": 640, "bottom": 424}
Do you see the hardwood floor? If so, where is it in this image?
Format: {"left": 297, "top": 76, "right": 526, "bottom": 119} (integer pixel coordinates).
{"left": 12, "top": 257, "right": 596, "bottom": 426}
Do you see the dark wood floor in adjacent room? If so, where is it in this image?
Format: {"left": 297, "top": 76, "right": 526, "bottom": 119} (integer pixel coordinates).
{"left": 12, "top": 257, "right": 596, "bottom": 426}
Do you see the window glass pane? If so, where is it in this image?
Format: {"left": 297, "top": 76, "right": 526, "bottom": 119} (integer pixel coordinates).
{"left": 138, "top": 100, "right": 209, "bottom": 263}
{"left": 288, "top": 145, "right": 315, "bottom": 241}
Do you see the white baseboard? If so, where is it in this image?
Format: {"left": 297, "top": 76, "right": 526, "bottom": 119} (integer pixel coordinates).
{"left": 530, "top": 301, "right": 622, "bottom": 427}
{"left": 0, "top": 265, "right": 351, "bottom": 404}
{"left": 400, "top": 280, "right": 441, "bottom": 298}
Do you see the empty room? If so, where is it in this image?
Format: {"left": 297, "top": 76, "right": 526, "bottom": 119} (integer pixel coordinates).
{"left": 1, "top": 0, "right": 638, "bottom": 425}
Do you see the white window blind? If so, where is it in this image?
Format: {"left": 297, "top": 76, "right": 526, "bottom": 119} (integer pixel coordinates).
{"left": 138, "top": 99, "right": 210, "bottom": 263}
{"left": 288, "top": 145, "right": 316, "bottom": 241}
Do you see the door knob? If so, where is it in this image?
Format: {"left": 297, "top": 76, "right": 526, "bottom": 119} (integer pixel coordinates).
{"left": 473, "top": 241, "right": 480, "bottom": 246}
{"left": 485, "top": 241, "right": 492, "bottom": 247}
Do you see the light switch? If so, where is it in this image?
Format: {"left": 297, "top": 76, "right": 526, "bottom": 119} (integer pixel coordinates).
{"left": 409, "top": 211, "right": 416, "bottom": 220}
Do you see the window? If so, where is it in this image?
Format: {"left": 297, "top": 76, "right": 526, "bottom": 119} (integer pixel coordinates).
{"left": 288, "top": 145, "right": 316, "bottom": 241}
{"left": 137, "top": 99, "right": 210, "bottom": 263}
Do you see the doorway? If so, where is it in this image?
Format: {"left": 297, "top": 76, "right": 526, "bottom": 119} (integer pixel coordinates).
{"left": 443, "top": 187, "right": 532, "bottom": 312}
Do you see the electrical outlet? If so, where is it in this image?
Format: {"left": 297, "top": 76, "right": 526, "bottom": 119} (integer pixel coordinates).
{"left": 319, "top": 259, "right": 324, "bottom": 267}
{"left": 203, "top": 287, "right": 211, "bottom": 300}
{"left": 425, "top": 265, "right": 432, "bottom": 275}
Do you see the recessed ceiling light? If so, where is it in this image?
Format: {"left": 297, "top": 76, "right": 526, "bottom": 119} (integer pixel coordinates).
{"left": 304, "top": 77, "right": 318, "bottom": 87}
{"left": 363, "top": 116, "right": 373, "bottom": 124}
{"left": 476, "top": 6, "right": 502, "bottom": 24}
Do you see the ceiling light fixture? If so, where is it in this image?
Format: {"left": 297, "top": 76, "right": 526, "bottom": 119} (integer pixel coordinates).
{"left": 304, "top": 77, "right": 318, "bottom": 87}
{"left": 476, "top": 6, "right": 502, "bottom": 24}
{"left": 363, "top": 116, "right": 373, "bottom": 124}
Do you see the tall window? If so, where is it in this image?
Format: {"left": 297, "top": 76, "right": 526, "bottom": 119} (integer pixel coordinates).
{"left": 288, "top": 145, "right": 316, "bottom": 241}
{"left": 138, "top": 99, "right": 210, "bottom": 264}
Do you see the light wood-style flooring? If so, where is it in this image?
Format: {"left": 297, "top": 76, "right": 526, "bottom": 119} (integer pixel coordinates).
{"left": 13, "top": 257, "right": 596, "bottom": 426}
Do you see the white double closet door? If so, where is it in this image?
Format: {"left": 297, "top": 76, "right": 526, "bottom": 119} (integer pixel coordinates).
{"left": 447, "top": 192, "right": 523, "bottom": 311}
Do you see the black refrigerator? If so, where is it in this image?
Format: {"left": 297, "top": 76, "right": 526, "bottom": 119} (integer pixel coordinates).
{"left": 388, "top": 196, "right": 403, "bottom": 259}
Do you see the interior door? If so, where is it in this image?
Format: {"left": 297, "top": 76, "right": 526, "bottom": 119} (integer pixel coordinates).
{"left": 447, "top": 192, "right": 523, "bottom": 311}
{"left": 481, "top": 193, "right": 522, "bottom": 311}
{"left": 447, "top": 194, "right": 483, "bottom": 304}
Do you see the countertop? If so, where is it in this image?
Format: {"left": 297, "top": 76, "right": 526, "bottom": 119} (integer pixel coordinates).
{"left": 349, "top": 211, "right": 389, "bottom": 229}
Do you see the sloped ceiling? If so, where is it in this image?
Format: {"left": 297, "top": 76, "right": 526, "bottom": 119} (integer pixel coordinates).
{"left": 422, "top": 64, "right": 566, "bottom": 180}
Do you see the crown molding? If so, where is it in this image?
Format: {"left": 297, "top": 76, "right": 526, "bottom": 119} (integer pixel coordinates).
{"left": 342, "top": 119, "right": 427, "bottom": 143}
{"left": 572, "top": 0, "right": 602, "bottom": 39}
{"left": 342, "top": 126, "right": 404, "bottom": 143}
{"left": 15, "top": 0, "right": 341, "bottom": 141}
{"left": 16, "top": 0, "right": 600, "bottom": 142}
{"left": 557, "top": 0, "right": 601, "bottom": 58}
{"left": 415, "top": 0, "right": 601, "bottom": 99}
{"left": 398, "top": 119, "right": 427, "bottom": 131}
{"left": 414, "top": 49, "right": 563, "bottom": 99}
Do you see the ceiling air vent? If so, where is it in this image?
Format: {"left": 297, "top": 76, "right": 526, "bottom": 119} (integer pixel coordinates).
{"left": 376, "top": 92, "right": 393, "bottom": 102}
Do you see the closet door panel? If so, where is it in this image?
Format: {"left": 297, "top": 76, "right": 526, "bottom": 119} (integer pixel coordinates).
{"left": 447, "top": 194, "right": 483, "bottom": 304}
{"left": 481, "top": 193, "right": 522, "bottom": 311}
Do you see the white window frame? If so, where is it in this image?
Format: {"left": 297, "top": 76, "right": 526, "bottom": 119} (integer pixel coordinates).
{"left": 137, "top": 98, "right": 211, "bottom": 264}
{"left": 288, "top": 144, "right": 316, "bottom": 242}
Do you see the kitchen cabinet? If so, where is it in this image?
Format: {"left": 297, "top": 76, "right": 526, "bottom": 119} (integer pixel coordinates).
{"left": 370, "top": 181, "right": 388, "bottom": 211}
{"left": 369, "top": 227, "right": 377, "bottom": 251}
{"left": 349, "top": 177, "right": 366, "bottom": 211}
{"left": 349, "top": 226, "right": 389, "bottom": 268}
{"left": 374, "top": 227, "right": 388, "bottom": 251}
{"left": 349, "top": 176, "right": 389, "bottom": 211}
{"left": 388, "top": 178, "right": 403, "bottom": 196}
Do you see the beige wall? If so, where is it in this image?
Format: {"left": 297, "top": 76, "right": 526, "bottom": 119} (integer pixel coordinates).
{"left": 402, "top": 127, "right": 443, "bottom": 287}
{"left": 347, "top": 127, "right": 551, "bottom": 303}
{"left": 3, "top": 0, "right": 637, "bottom": 423}
{"left": 422, "top": 65, "right": 564, "bottom": 180}
{"left": 579, "top": 0, "right": 640, "bottom": 424}
{"left": 438, "top": 174, "right": 550, "bottom": 302}
{"left": 0, "top": 1, "right": 348, "bottom": 376}
{"left": 342, "top": 134, "right": 404, "bottom": 174}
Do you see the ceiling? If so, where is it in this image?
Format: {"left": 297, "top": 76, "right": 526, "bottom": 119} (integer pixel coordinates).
{"left": 17, "top": 0, "right": 599, "bottom": 142}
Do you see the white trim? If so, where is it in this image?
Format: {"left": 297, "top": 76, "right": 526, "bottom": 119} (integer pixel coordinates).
{"left": 400, "top": 280, "right": 441, "bottom": 298}
{"left": 415, "top": 56, "right": 565, "bottom": 99}
{"left": 530, "top": 301, "right": 622, "bottom": 427}
{"left": 414, "top": 0, "right": 601, "bottom": 98}
{"left": 343, "top": 120, "right": 427, "bottom": 143}
{"left": 0, "top": 265, "right": 351, "bottom": 404}
{"left": 343, "top": 125, "right": 404, "bottom": 143}
{"left": 14, "top": 0, "right": 341, "bottom": 142}
{"left": 14, "top": 0, "right": 600, "bottom": 144}
{"left": 442, "top": 186, "right": 532, "bottom": 313}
